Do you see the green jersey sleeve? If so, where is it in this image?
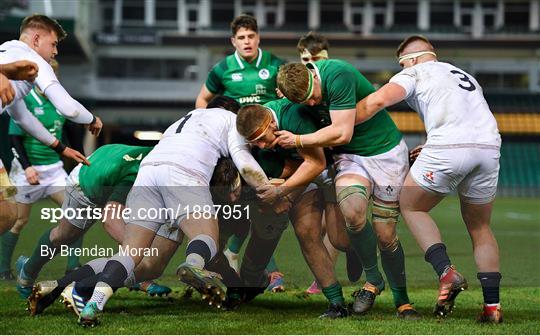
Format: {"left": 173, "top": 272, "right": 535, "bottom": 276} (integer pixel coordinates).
{"left": 205, "top": 61, "right": 226, "bottom": 94}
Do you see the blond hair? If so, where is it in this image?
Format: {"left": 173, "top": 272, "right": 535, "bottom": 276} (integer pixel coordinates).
{"left": 236, "top": 104, "right": 271, "bottom": 140}
{"left": 277, "top": 63, "right": 311, "bottom": 103}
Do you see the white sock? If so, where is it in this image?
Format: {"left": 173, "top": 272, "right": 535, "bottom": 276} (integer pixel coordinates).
{"left": 89, "top": 281, "right": 114, "bottom": 311}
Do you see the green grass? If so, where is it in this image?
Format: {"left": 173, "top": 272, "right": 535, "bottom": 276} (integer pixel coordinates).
{"left": 0, "top": 197, "right": 539, "bottom": 334}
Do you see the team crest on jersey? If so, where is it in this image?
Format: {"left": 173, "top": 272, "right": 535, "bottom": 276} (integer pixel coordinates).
{"left": 258, "top": 68, "right": 270, "bottom": 80}
{"left": 34, "top": 107, "right": 44, "bottom": 115}
{"left": 232, "top": 73, "right": 243, "bottom": 81}
{"left": 423, "top": 171, "right": 435, "bottom": 184}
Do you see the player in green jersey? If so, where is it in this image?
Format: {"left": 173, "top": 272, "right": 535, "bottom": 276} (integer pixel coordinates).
{"left": 16, "top": 144, "right": 171, "bottom": 300}
{"left": 196, "top": 14, "right": 286, "bottom": 292}
{"left": 296, "top": 32, "right": 363, "bottom": 295}
{"left": 236, "top": 102, "right": 353, "bottom": 318}
{"left": 276, "top": 60, "right": 419, "bottom": 318}
{"left": 0, "top": 61, "right": 83, "bottom": 282}
{"left": 196, "top": 14, "right": 284, "bottom": 108}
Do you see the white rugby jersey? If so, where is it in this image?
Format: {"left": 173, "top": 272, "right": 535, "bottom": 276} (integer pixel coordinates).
{"left": 390, "top": 61, "right": 501, "bottom": 147}
{"left": 0, "top": 40, "right": 59, "bottom": 113}
{"left": 143, "top": 107, "right": 265, "bottom": 185}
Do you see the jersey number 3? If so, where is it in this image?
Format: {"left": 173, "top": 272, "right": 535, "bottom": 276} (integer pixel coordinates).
{"left": 450, "top": 70, "right": 476, "bottom": 92}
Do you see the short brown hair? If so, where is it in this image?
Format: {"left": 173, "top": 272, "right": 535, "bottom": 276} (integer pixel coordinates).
{"left": 236, "top": 104, "right": 270, "bottom": 139}
{"left": 20, "top": 14, "right": 67, "bottom": 41}
{"left": 297, "top": 31, "right": 329, "bottom": 54}
{"left": 277, "top": 63, "right": 311, "bottom": 103}
{"left": 231, "top": 14, "right": 258, "bottom": 36}
{"left": 395, "top": 34, "right": 432, "bottom": 58}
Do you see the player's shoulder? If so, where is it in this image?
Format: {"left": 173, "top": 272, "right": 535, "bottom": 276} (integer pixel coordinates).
{"left": 262, "top": 50, "right": 284, "bottom": 66}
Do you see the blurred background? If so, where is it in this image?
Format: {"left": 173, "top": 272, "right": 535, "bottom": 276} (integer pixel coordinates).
{"left": 0, "top": 0, "right": 538, "bottom": 197}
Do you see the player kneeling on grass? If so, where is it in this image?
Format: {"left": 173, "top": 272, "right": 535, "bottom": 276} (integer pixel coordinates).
{"left": 355, "top": 35, "right": 503, "bottom": 323}
{"left": 68, "top": 96, "right": 272, "bottom": 327}
{"left": 16, "top": 144, "right": 170, "bottom": 299}
{"left": 27, "top": 156, "right": 243, "bottom": 317}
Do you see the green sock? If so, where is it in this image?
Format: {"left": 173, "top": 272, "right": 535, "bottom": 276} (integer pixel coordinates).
{"left": 265, "top": 255, "right": 278, "bottom": 273}
{"left": 24, "top": 228, "right": 56, "bottom": 279}
{"left": 227, "top": 234, "right": 246, "bottom": 254}
{"left": 0, "top": 231, "right": 19, "bottom": 273}
{"left": 347, "top": 221, "right": 384, "bottom": 291}
{"left": 381, "top": 241, "right": 410, "bottom": 307}
{"left": 322, "top": 282, "right": 345, "bottom": 305}
{"left": 66, "top": 237, "right": 83, "bottom": 271}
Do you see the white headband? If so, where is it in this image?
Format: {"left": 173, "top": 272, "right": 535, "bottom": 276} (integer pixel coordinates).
{"left": 398, "top": 51, "right": 437, "bottom": 62}
{"left": 300, "top": 49, "right": 329, "bottom": 60}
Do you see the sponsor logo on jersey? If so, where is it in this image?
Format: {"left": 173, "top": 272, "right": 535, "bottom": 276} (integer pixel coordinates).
{"left": 255, "top": 84, "right": 267, "bottom": 95}
{"left": 258, "top": 68, "right": 270, "bottom": 80}
{"left": 34, "top": 107, "right": 44, "bottom": 115}
{"left": 231, "top": 73, "right": 243, "bottom": 81}
{"left": 238, "top": 95, "right": 261, "bottom": 104}
{"left": 123, "top": 153, "right": 143, "bottom": 162}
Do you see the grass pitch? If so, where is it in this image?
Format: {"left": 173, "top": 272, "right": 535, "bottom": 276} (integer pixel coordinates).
{"left": 0, "top": 197, "right": 538, "bottom": 334}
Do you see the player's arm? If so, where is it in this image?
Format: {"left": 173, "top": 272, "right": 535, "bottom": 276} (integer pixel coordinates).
{"left": 43, "top": 83, "right": 102, "bottom": 135}
{"left": 10, "top": 134, "right": 39, "bottom": 185}
{"left": 8, "top": 99, "right": 89, "bottom": 165}
{"left": 195, "top": 84, "right": 217, "bottom": 109}
{"left": 257, "top": 146, "right": 326, "bottom": 204}
{"left": 0, "top": 73, "right": 15, "bottom": 109}
{"left": 275, "top": 108, "right": 356, "bottom": 149}
{"left": 0, "top": 60, "right": 38, "bottom": 81}
{"left": 355, "top": 83, "right": 407, "bottom": 124}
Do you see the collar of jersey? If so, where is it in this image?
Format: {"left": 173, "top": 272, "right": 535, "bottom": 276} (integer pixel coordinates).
{"left": 265, "top": 106, "right": 280, "bottom": 129}
{"left": 234, "top": 48, "right": 263, "bottom": 69}
{"left": 305, "top": 62, "right": 323, "bottom": 102}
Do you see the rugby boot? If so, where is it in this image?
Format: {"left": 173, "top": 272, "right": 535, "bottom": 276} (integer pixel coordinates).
{"left": 433, "top": 265, "right": 468, "bottom": 317}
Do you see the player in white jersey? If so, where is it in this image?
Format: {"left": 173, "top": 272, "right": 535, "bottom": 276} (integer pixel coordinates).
{"left": 75, "top": 97, "right": 274, "bottom": 327}
{"left": 0, "top": 14, "right": 99, "bottom": 164}
{"left": 355, "top": 35, "right": 502, "bottom": 323}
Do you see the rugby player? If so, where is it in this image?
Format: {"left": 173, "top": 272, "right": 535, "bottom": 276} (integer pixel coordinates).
{"left": 355, "top": 35, "right": 503, "bottom": 323}
{"left": 276, "top": 60, "right": 419, "bottom": 318}
{"left": 0, "top": 61, "right": 82, "bottom": 282}
{"left": 195, "top": 14, "right": 286, "bottom": 292}
{"left": 73, "top": 96, "right": 275, "bottom": 326}
{"left": 296, "top": 31, "right": 363, "bottom": 295}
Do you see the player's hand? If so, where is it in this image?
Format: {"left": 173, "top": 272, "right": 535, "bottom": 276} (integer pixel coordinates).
{"left": 274, "top": 130, "right": 297, "bottom": 149}
{"left": 2, "top": 60, "right": 39, "bottom": 81}
{"left": 256, "top": 184, "right": 281, "bottom": 204}
{"left": 275, "top": 88, "right": 284, "bottom": 98}
{"left": 409, "top": 145, "right": 423, "bottom": 166}
{"left": 87, "top": 116, "right": 103, "bottom": 136}
{"left": 61, "top": 147, "right": 90, "bottom": 166}
{"left": 0, "top": 73, "right": 16, "bottom": 108}
{"left": 24, "top": 167, "right": 40, "bottom": 185}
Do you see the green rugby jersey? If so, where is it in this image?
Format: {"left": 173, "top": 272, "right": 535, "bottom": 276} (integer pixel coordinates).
{"left": 252, "top": 99, "right": 320, "bottom": 178}
{"left": 9, "top": 88, "right": 65, "bottom": 165}
{"left": 79, "top": 144, "right": 153, "bottom": 205}
{"left": 205, "top": 49, "right": 284, "bottom": 105}
{"left": 308, "top": 59, "right": 402, "bottom": 156}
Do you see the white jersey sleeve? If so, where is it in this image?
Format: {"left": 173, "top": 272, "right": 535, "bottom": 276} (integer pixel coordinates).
{"left": 226, "top": 118, "right": 268, "bottom": 188}
{"left": 7, "top": 99, "right": 56, "bottom": 145}
{"left": 389, "top": 68, "right": 417, "bottom": 100}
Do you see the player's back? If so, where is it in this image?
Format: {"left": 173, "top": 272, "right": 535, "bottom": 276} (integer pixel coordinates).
{"left": 397, "top": 61, "right": 500, "bottom": 146}
{"left": 143, "top": 108, "right": 238, "bottom": 183}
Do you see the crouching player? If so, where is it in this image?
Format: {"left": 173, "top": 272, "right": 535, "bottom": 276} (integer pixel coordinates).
{"left": 17, "top": 144, "right": 171, "bottom": 299}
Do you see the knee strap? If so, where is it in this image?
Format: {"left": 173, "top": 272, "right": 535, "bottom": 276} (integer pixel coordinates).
{"left": 372, "top": 201, "right": 400, "bottom": 226}
{"left": 337, "top": 184, "right": 367, "bottom": 205}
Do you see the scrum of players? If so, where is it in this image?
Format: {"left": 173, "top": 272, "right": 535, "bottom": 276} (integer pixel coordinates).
{"left": 0, "top": 13, "right": 503, "bottom": 327}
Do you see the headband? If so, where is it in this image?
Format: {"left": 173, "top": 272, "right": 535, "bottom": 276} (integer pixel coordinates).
{"left": 247, "top": 112, "right": 272, "bottom": 142}
{"left": 300, "top": 49, "right": 329, "bottom": 60}
{"left": 398, "top": 51, "right": 437, "bottom": 62}
{"left": 299, "top": 70, "right": 315, "bottom": 103}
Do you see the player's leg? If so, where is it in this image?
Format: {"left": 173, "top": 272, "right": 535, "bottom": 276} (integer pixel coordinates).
{"left": 0, "top": 202, "right": 31, "bottom": 280}
{"left": 49, "top": 190, "right": 82, "bottom": 273}
{"left": 335, "top": 173, "right": 385, "bottom": 314}
{"left": 290, "top": 189, "right": 348, "bottom": 318}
